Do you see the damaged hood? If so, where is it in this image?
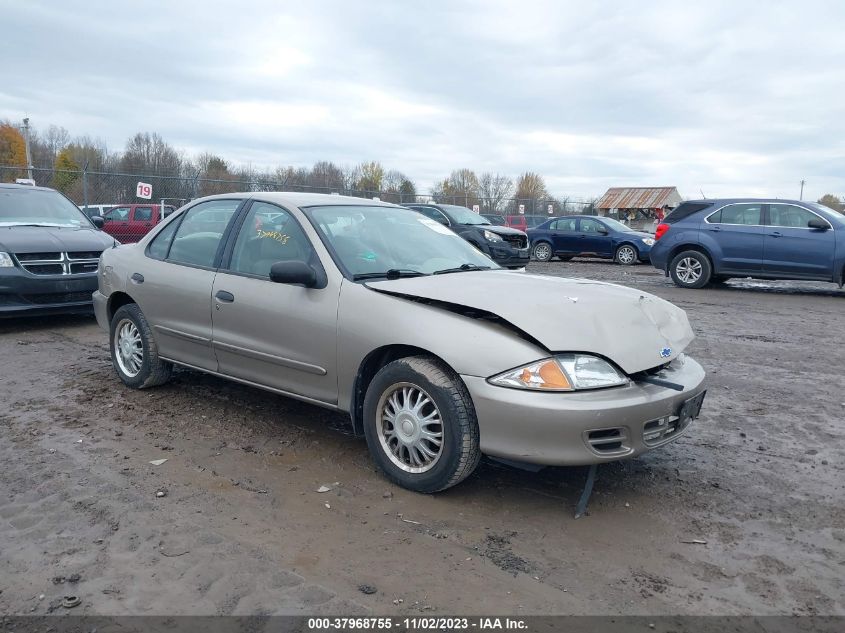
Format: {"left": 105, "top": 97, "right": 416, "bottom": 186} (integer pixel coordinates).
{"left": 366, "top": 271, "right": 694, "bottom": 374}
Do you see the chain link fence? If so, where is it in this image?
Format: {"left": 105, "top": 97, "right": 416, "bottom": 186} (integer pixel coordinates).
{"left": 1, "top": 165, "right": 596, "bottom": 220}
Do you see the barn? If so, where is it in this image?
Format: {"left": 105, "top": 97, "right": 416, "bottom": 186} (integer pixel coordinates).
{"left": 596, "top": 187, "right": 683, "bottom": 226}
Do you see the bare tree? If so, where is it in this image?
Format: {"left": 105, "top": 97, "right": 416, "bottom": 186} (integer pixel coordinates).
{"left": 120, "top": 132, "right": 182, "bottom": 175}
{"left": 478, "top": 172, "right": 513, "bottom": 213}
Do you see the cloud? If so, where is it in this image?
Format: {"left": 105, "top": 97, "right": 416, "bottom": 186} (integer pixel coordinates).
{"left": 1, "top": 0, "right": 843, "bottom": 200}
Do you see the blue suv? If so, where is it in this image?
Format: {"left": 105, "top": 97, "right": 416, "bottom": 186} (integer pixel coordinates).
{"left": 650, "top": 199, "right": 845, "bottom": 289}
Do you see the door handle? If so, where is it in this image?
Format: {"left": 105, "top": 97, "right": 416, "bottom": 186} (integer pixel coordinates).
{"left": 215, "top": 290, "right": 235, "bottom": 303}
{"left": 709, "top": 226, "right": 721, "bottom": 232}
{"left": 130, "top": 273, "right": 144, "bottom": 284}
{"left": 770, "top": 231, "right": 782, "bottom": 238}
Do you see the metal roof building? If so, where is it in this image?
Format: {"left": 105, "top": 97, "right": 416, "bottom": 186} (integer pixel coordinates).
{"left": 596, "top": 187, "right": 683, "bottom": 211}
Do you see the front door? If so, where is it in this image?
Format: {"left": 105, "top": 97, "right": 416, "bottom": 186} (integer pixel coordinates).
{"left": 129, "top": 205, "right": 155, "bottom": 241}
{"left": 103, "top": 206, "right": 131, "bottom": 242}
{"left": 132, "top": 198, "right": 242, "bottom": 371}
{"left": 762, "top": 203, "right": 835, "bottom": 278}
{"left": 577, "top": 218, "right": 613, "bottom": 256}
{"left": 211, "top": 201, "right": 340, "bottom": 405}
{"left": 704, "top": 203, "right": 764, "bottom": 274}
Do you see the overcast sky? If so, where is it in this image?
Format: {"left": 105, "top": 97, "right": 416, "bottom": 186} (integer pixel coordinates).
{"left": 2, "top": 0, "right": 843, "bottom": 200}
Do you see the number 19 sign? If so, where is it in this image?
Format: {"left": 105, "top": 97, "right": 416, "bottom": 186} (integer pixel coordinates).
{"left": 136, "top": 182, "right": 152, "bottom": 199}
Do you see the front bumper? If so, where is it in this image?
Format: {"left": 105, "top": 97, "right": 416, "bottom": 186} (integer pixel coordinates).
{"left": 487, "top": 244, "right": 530, "bottom": 269}
{"left": 93, "top": 290, "right": 109, "bottom": 331}
{"left": 463, "top": 356, "right": 706, "bottom": 466}
{"left": 0, "top": 268, "right": 98, "bottom": 317}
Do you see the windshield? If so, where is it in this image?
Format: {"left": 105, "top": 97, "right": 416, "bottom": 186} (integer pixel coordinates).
{"left": 598, "top": 217, "right": 636, "bottom": 232}
{"left": 304, "top": 205, "right": 499, "bottom": 278}
{"left": 440, "top": 204, "right": 490, "bottom": 225}
{"left": 0, "top": 188, "right": 92, "bottom": 228}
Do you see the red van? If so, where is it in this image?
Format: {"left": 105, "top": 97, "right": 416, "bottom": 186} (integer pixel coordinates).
{"left": 101, "top": 204, "right": 175, "bottom": 243}
{"left": 505, "top": 215, "right": 548, "bottom": 231}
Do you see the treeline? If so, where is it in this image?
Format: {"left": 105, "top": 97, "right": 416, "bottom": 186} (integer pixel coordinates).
{"left": 0, "top": 120, "right": 596, "bottom": 213}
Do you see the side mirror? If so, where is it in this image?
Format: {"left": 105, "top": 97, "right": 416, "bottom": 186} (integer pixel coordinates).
{"left": 808, "top": 218, "right": 829, "bottom": 230}
{"left": 269, "top": 260, "right": 318, "bottom": 287}
{"left": 91, "top": 216, "right": 105, "bottom": 229}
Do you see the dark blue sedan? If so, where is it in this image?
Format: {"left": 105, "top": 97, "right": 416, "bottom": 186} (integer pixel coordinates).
{"left": 649, "top": 198, "right": 845, "bottom": 288}
{"left": 526, "top": 215, "right": 654, "bottom": 265}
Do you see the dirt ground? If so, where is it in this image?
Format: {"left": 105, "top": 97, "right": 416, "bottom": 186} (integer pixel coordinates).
{"left": 1, "top": 260, "right": 843, "bottom": 616}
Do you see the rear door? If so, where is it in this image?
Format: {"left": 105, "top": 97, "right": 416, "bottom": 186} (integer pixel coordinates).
{"left": 550, "top": 217, "right": 578, "bottom": 253}
{"left": 762, "top": 203, "right": 835, "bottom": 278}
{"left": 703, "top": 203, "right": 764, "bottom": 273}
{"left": 130, "top": 198, "right": 243, "bottom": 370}
{"left": 210, "top": 201, "right": 339, "bottom": 404}
{"left": 577, "top": 218, "right": 613, "bottom": 256}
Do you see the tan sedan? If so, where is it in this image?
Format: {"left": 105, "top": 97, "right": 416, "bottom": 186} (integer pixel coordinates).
{"left": 94, "top": 193, "right": 706, "bottom": 492}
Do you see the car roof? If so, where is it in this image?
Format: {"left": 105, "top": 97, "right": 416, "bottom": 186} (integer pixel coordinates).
{"left": 685, "top": 198, "right": 809, "bottom": 205}
{"left": 0, "top": 182, "right": 58, "bottom": 193}
{"left": 196, "top": 191, "right": 403, "bottom": 209}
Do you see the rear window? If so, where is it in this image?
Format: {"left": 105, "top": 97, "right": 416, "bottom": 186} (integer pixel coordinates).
{"left": 663, "top": 202, "right": 712, "bottom": 224}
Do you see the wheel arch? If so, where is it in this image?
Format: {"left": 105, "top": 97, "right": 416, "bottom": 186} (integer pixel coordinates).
{"left": 666, "top": 243, "right": 715, "bottom": 272}
{"left": 107, "top": 291, "right": 138, "bottom": 322}
{"left": 350, "top": 344, "right": 456, "bottom": 436}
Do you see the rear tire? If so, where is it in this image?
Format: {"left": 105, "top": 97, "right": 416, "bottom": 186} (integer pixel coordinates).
{"left": 669, "top": 250, "right": 712, "bottom": 289}
{"left": 532, "top": 242, "right": 553, "bottom": 262}
{"left": 110, "top": 304, "right": 172, "bottom": 389}
{"left": 615, "top": 244, "right": 638, "bottom": 266}
{"left": 363, "top": 356, "right": 481, "bottom": 493}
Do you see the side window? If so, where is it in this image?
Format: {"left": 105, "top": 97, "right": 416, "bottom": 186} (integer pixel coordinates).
{"left": 414, "top": 206, "right": 449, "bottom": 225}
{"left": 133, "top": 207, "right": 153, "bottom": 222}
{"left": 768, "top": 204, "right": 822, "bottom": 229}
{"left": 229, "top": 202, "right": 313, "bottom": 277}
{"left": 580, "top": 218, "right": 603, "bottom": 233}
{"left": 711, "top": 203, "right": 761, "bottom": 225}
{"left": 104, "top": 207, "right": 129, "bottom": 221}
{"left": 167, "top": 200, "right": 241, "bottom": 268}
{"left": 147, "top": 218, "right": 179, "bottom": 260}
{"left": 556, "top": 218, "right": 577, "bottom": 232}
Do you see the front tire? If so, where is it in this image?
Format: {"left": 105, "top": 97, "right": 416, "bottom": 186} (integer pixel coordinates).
{"left": 669, "top": 250, "right": 712, "bottom": 289}
{"left": 615, "top": 244, "right": 638, "bottom": 266}
{"left": 363, "top": 356, "right": 481, "bottom": 493}
{"left": 532, "top": 241, "right": 553, "bottom": 262}
{"left": 110, "top": 304, "right": 172, "bottom": 389}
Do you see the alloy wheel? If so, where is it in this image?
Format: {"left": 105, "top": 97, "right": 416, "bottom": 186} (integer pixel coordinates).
{"left": 676, "top": 257, "right": 703, "bottom": 284}
{"left": 617, "top": 245, "right": 636, "bottom": 265}
{"left": 377, "top": 383, "right": 444, "bottom": 474}
{"left": 114, "top": 319, "right": 144, "bottom": 377}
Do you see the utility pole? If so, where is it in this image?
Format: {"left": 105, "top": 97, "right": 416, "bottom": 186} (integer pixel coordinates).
{"left": 799, "top": 179, "right": 805, "bottom": 201}
{"left": 21, "top": 118, "right": 33, "bottom": 179}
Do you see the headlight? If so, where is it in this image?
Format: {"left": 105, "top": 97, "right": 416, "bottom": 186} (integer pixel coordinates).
{"left": 488, "top": 354, "right": 628, "bottom": 391}
{"left": 0, "top": 252, "right": 14, "bottom": 268}
{"left": 482, "top": 230, "right": 503, "bottom": 242}
{"left": 641, "top": 237, "right": 655, "bottom": 246}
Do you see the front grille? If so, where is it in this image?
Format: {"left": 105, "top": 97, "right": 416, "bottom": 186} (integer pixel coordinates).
{"left": 584, "top": 427, "right": 631, "bottom": 456}
{"left": 68, "top": 251, "right": 102, "bottom": 260}
{"left": 70, "top": 262, "right": 99, "bottom": 274}
{"left": 502, "top": 234, "right": 528, "bottom": 249}
{"left": 23, "top": 292, "right": 93, "bottom": 305}
{"left": 15, "top": 252, "right": 61, "bottom": 262}
{"left": 14, "top": 251, "right": 102, "bottom": 276}
{"left": 24, "top": 263, "right": 64, "bottom": 275}
{"left": 642, "top": 414, "right": 686, "bottom": 446}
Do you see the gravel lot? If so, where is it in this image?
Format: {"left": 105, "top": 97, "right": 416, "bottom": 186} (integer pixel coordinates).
{"left": 1, "top": 260, "right": 843, "bottom": 616}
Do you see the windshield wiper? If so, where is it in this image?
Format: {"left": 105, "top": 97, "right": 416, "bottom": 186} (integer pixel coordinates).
{"left": 353, "top": 268, "right": 428, "bottom": 281}
{"left": 433, "top": 263, "right": 492, "bottom": 275}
